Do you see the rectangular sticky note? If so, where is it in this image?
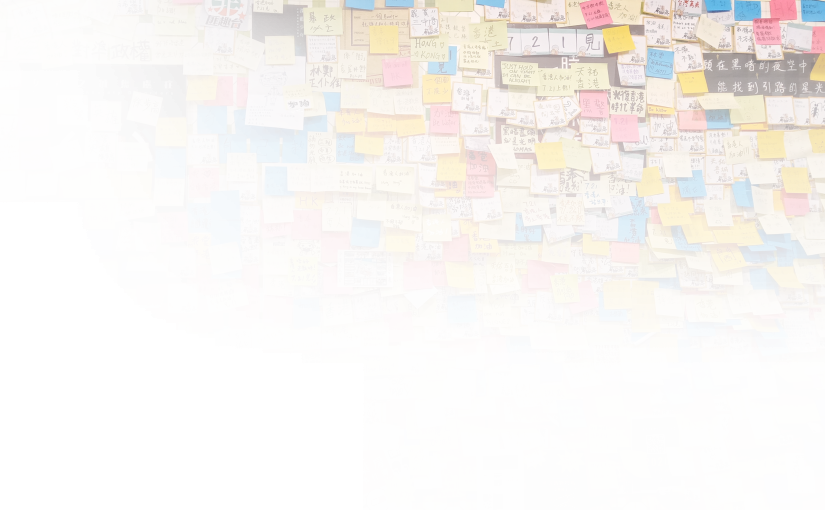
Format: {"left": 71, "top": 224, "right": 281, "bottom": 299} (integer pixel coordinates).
{"left": 535, "top": 142, "right": 566, "bottom": 169}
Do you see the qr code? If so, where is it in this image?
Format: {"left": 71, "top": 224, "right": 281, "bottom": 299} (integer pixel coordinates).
{"left": 647, "top": 434, "right": 667, "bottom": 455}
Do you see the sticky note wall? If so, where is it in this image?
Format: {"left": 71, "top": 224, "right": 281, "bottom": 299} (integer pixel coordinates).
{"left": 0, "top": 0, "right": 825, "bottom": 510}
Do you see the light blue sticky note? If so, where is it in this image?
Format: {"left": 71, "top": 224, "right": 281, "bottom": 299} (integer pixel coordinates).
{"left": 336, "top": 134, "right": 364, "bottom": 164}
{"left": 476, "top": 0, "right": 505, "bottom": 6}
{"left": 351, "top": 219, "right": 381, "bottom": 248}
{"left": 281, "top": 131, "right": 308, "bottom": 164}
{"left": 677, "top": 170, "right": 707, "bottom": 198}
{"left": 734, "top": 1, "right": 762, "bottom": 20}
{"left": 706, "top": 110, "right": 733, "bottom": 129}
{"left": 617, "top": 216, "right": 647, "bottom": 244}
{"left": 218, "top": 135, "right": 248, "bottom": 164}
{"left": 732, "top": 179, "right": 754, "bottom": 207}
{"left": 672, "top": 226, "right": 701, "bottom": 252}
{"left": 345, "top": 0, "right": 374, "bottom": 10}
{"left": 264, "top": 166, "right": 291, "bottom": 196}
{"left": 292, "top": 298, "right": 321, "bottom": 329}
{"left": 154, "top": 147, "right": 186, "bottom": 179}
{"left": 446, "top": 296, "right": 477, "bottom": 324}
{"left": 427, "top": 47, "right": 458, "bottom": 76}
{"left": 646, "top": 49, "right": 674, "bottom": 80}
{"left": 250, "top": 138, "right": 281, "bottom": 163}
{"left": 515, "top": 214, "right": 542, "bottom": 242}
{"left": 197, "top": 105, "right": 228, "bottom": 135}
{"left": 385, "top": 0, "right": 413, "bottom": 5}
{"left": 802, "top": 0, "right": 825, "bottom": 21}
{"left": 706, "top": 0, "right": 732, "bottom": 11}
{"left": 323, "top": 92, "right": 341, "bottom": 112}
{"left": 304, "top": 115, "right": 328, "bottom": 132}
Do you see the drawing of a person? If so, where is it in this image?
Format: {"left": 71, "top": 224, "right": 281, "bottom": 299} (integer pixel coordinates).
{"left": 551, "top": 45, "right": 559, "bottom": 55}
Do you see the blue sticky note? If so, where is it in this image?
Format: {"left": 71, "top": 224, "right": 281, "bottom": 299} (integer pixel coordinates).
{"left": 281, "top": 131, "right": 308, "bottom": 164}
{"left": 117, "top": 260, "right": 152, "bottom": 282}
{"left": 304, "top": 115, "right": 328, "bottom": 132}
{"left": 323, "top": 92, "right": 341, "bottom": 112}
{"left": 691, "top": 363, "right": 722, "bottom": 390}
{"left": 210, "top": 190, "right": 240, "bottom": 222}
{"left": 351, "top": 219, "right": 381, "bottom": 248}
{"left": 293, "top": 298, "right": 321, "bottom": 329}
{"left": 646, "top": 49, "right": 674, "bottom": 80}
{"left": 706, "top": 0, "right": 732, "bottom": 11}
{"left": 154, "top": 147, "right": 186, "bottom": 178}
{"left": 446, "top": 296, "right": 478, "bottom": 324}
{"left": 428, "top": 46, "right": 458, "bottom": 75}
{"left": 598, "top": 294, "right": 627, "bottom": 322}
{"left": 505, "top": 336, "right": 536, "bottom": 365}
{"left": 476, "top": 0, "right": 506, "bottom": 6}
{"left": 765, "top": 472, "right": 804, "bottom": 505}
{"left": 83, "top": 230, "right": 115, "bottom": 257}
{"left": 735, "top": 1, "right": 762, "bottom": 20}
{"left": 617, "top": 215, "right": 647, "bottom": 244}
{"left": 233, "top": 109, "right": 279, "bottom": 139}
{"left": 677, "top": 170, "right": 707, "bottom": 198}
{"left": 732, "top": 179, "right": 754, "bottom": 207}
{"left": 187, "top": 203, "right": 210, "bottom": 233}
{"left": 197, "top": 105, "right": 228, "bottom": 135}
{"left": 250, "top": 138, "right": 281, "bottom": 163}
{"left": 385, "top": 0, "right": 413, "bottom": 5}
{"left": 345, "top": 0, "right": 374, "bottom": 10}
{"left": 264, "top": 166, "right": 291, "bottom": 196}
{"left": 515, "top": 213, "right": 542, "bottom": 242}
{"left": 803, "top": 0, "right": 825, "bottom": 20}
{"left": 706, "top": 110, "right": 733, "bottom": 129}
{"left": 662, "top": 375, "right": 694, "bottom": 406}
{"left": 556, "top": 398, "right": 587, "bottom": 429}
{"left": 750, "top": 269, "right": 778, "bottom": 290}
{"left": 336, "top": 134, "right": 365, "bottom": 163}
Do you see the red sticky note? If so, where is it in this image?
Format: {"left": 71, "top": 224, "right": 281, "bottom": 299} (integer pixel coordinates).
{"left": 753, "top": 18, "right": 781, "bottom": 45}
{"left": 229, "top": 295, "right": 258, "bottom": 328}
{"left": 431, "top": 262, "right": 448, "bottom": 287}
{"left": 158, "top": 211, "right": 189, "bottom": 244}
{"left": 442, "top": 234, "right": 470, "bottom": 262}
{"left": 20, "top": 138, "right": 52, "bottom": 170}
{"left": 569, "top": 282, "right": 598, "bottom": 314}
{"left": 464, "top": 175, "right": 496, "bottom": 198}
{"left": 429, "top": 105, "right": 460, "bottom": 134}
{"left": 580, "top": 0, "right": 613, "bottom": 29}
{"left": 770, "top": 0, "right": 797, "bottom": 21}
{"left": 527, "top": 261, "right": 567, "bottom": 289}
{"left": 610, "top": 242, "right": 640, "bottom": 264}
{"left": 610, "top": 115, "right": 640, "bottom": 142}
{"left": 192, "top": 299, "right": 223, "bottom": 331}
{"left": 688, "top": 390, "right": 716, "bottom": 418}
{"left": 579, "top": 90, "right": 609, "bottom": 118}
{"left": 236, "top": 76, "right": 248, "bottom": 107}
{"left": 467, "top": 150, "right": 497, "bottom": 175}
{"left": 17, "top": 106, "right": 49, "bottom": 138}
{"left": 677, "top": 110, "right": 707, "bottom": 130}
{"left": 291, "top": 209, "right": 323, "bottom": 240}
{"left": 189, "top": 167, "right": 221, "bottom": 198}
{"left": 382, "top": 57, "right": 413, "bottom": 87}
{"left": 404, "top": 261, "right": 434, "bottom": 290}
{"left": 264, "top": 296, "right": 292, "bottom": 325}
{"left": 205, "top": 76, "right": 235, "bottom": 106}
{"left": 321, "top": 233, "right": 351, "bottom": 263}
{"left": 384, "top": 310, "right": 415, "bottom": 344}
{"left": 324, "top": 266, "right": 352, "bottom": 294}
{"left": 482, "top": 335, "right": 510, "bottom": 365}
{"left": 812, "top": 27, "right": 825, "bottom": 54}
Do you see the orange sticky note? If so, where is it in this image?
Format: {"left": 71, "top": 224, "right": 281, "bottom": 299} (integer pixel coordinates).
{"left": 396, "top": 116, "right": 426, "bottom": 137}
{"left": 336, "top": 109, "right": 366, "bottom": 133}
{"left": 422, "top": 74, "right": 452, "bottom": 104}
{"left": 369, "top": 25, "right": 399, "bottom": 54}
{"left": 354, "top": 134, "right": 385, "bottom": 155}
{"left": 637, "top": 166, "right": 664, "bottom": 197}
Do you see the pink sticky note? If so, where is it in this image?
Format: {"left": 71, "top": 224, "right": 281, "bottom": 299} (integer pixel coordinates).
{"left": 770, "top": 0, "right": 797, "bottom": 21}
{"left": 323, "top": 265, "right": 354, "bottom": 295}
{"left": 443, "top": 234, "right": 470, "bottom": 261}
{"left": 205, "top": 77, "right": 235, "bottom": 106}
{"left": 648, "top": 207, "right": 662, "bottom": 224}
{"left": 188, "top": 166, "right": 220, "bottom": 201}
{"left": 569, "top": 282, "right": 598, "bottom": 314}
{"left": 384, "top": 312, "right": 415, "bottom": 344}
{"left": 321, "top": 232, "right": 351, "bottom": 263}
{"left": 429, "top": 105, "right": 459, "bottom": 134}
{"left": 527, "top": 260, "right": 553, "bottom": 289}
{"left": 264, "top": 296, "right": 292, "bottom": 325}
{"left": 580, "top": 0, "right": 613, "bottom": 28}
{"left": 580, "top": 91, "right": 609, "bottom": 118}
{"left": 753, "top": 18, "right": 781, "bottom": 45}
{"left": 467, "top": 150, "right": 497, "bottom": 176}
{"left": 481, "top": 335, "right": 510, "bottom": 365}
{"left": 610, "top": 242, "right": 640, "bottom": 264}
{"left": 261, "top": 222, "right": 291, "bottom": 238}
{"left": 291, "top": 210, "right": 323, "bottom": 240}
{"left": 812, "top": 27, "right": 825, "bottom": 54}
{"left": 465, "top": 175, "right": 496, "bottom": 198}
{"left": 18, "top": 137, "right": 52, "bottom": 170}
{"left": 610, "top": 115, "right": 640, "bottom": 142}
{"left": 235, "top": 76, "right": 249, "bottom": 107}
{"left": 688, "top": 390, "right": 716, "bottom": 418}
{"left": 782, "top": 192, "right": 810, "bottom": 216}
{"left": 432, "top": 262, "right": 448, "bottom": 287}
{"left": 404, "top": 261, "right": 434, "bottom": 290}
{"left": 678, "top": 110, "right": 707, "bottom": 130}
{"left": 382, "top": 57, "right": 413, "bottom": 87}
{"left": 17, "top": 106, "right": 49, "bottom": 138}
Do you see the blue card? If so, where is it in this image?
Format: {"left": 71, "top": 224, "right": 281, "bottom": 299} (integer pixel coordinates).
{"left": 677, "top": 170, "right": 707, "bottom": 198}
{"left": 734, "top": 1, "right": 762, "bottom": 20}
{"left": 706, "top": 110, "right": 733, "bottom": 129}
{"left": 385, "top": 0, "right": 413, "bottom": 5}
{"left": 515, "top": 213, "right": 542, "bottom": 242}
{"left": 264, "top": 166, "right": 291, "bottom": 196}
{"left": 706, "top": 0, "right": 732, "bottom": 11}
{"left": 428, "top": 46, "right": 458, "bottom": 75}
{"left": 476, "top": 0, "right": 506, "bottom": 6}
{"left": 802, "top": 0, "right": 825, "bottom": 21}
{"left": 323, "top": 92, "right": 341, "bottom": 112}
{"left": 345, "top": 0, "right": 374, "bottom": 10}
{"left": 646, "top": 49, "right": 674, "bottom": 79}
{"left": 197, "top": 105, "right": 228, "bottom": 135}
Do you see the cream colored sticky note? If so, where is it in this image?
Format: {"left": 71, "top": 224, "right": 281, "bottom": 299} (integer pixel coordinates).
{"left": 730, "top": 95, "right": 766, "bottom": 124}
{"left": 535, "top": 142, "right": 566, "bottom": 169}
{"left": 304, "top": 7, "right": 343, "bottom": 36}
{"left": 698, "top": 93, "right": 740, "bottom": 110}
{"left": 370, "top": 26, "right": 399, "bottom": 54}
{"left": 265, "top": 36, "right": 295, "bottom": 65}
{"left": 694, "top": 15, "right": 725, "bottom": 48}
{"left": 781, "top": 167, "right": 811, "bottom": 193}
{"left": 637, "top": 166, "right": 663, "bottom": 197}
{"left": 757, "top": 131, "right": 786, "bottom": 159}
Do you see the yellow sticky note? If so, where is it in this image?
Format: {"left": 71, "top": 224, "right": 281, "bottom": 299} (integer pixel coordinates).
{"left": 811, "top": 54, "right": 825, "bottom": 82}
{"left": 709, "top": 245, "right": 748, "bottom": 272}
{"left": 603, "top": 280, "right": 633, "bottom": 309}
{"left": 561, "top": 139, "right": 592, "bottom": 171}
{"left": 385, "top": 229, "right": 417, "bottom": 252}
{"left": 810, "top": 130, "right": 825, "bottom": 153}
{"left": 354, "top": 134, "right": 385, "bottom": 155}
{"left": 367, "top": 115, "right": 396, "bottom": 133}
{"left": 445, "top": 262, "right": 476, "bottom": 289}
{"left": 677, "top": 71, "right": 709, "bottom": 94}
{"left": 657, "top": 201, "right": 692, "bottom": 226}
{"left": 682, "top": 214, "right": 714, "bottom": 244}
{"left": 155, "top": 117, "right": 188, "bottom": 147}
{"left": 583, "top": 234, "right": 610, "bottom": 256}
{"left": 781, "top": 167, "right": 812, "bottom": 193}
{"left": 438, "top": 0, "right": 474, "bottom": 12}
{"left": 303, "top": 7, "right": 343, "bottom": 36}
{"left": 757, "top": 131, "right": 786, "bottom": 159}
{"left": 602, "top": 25, "right": 635, "bottom": 54}
{"left": 422, "top": 74, "right": 452, "bottom": 104}
{"left": 186, "top": 76, "right": 218, "bottom": 101}
{"left": 436, "top": 154, "right": 467, "bottom": 181}
{"left": 396, "top": 116, "right": 426, "bottom": 137}
{"left": 637, "top": 166, "right": 664, "bottom": 197}
{"left": 469, "top": 21, "right": 508, "bottom": 50}
{"left": 551, "top": 274, "right": 579, "bottom": 304}
{"left": 648, "top": 105, "right": 675, "bottom": 115}
{"left": 537, "top": 68, "right": 575, "bottom": 97}
{"left": 535, "top": 142, "right": 566, "bottom": 170}
{"left": 767, "top": 266, "right": 804, "bottom": 288}
{"left": 730, "top": 95, "right": 766, "bottom": 124}
{"left": 369, "top": 25, "right": 399, "bottom": 54}
{"left": 619, "top": 450, "right": 650, "bottom": 478}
